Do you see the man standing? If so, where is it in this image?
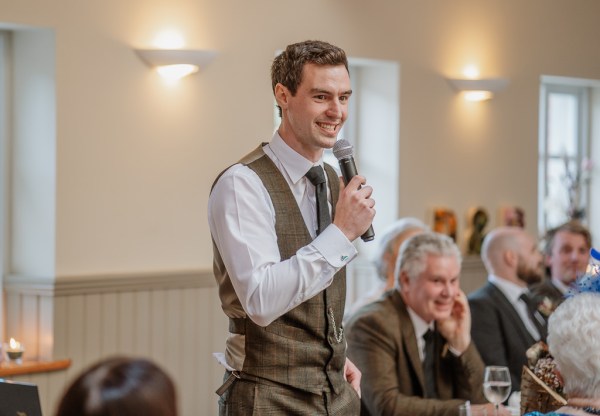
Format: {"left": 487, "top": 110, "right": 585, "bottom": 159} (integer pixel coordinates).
{"left": 346, "top": 233, "right": 498, "bottom": 416}
{"left": 531, "top": 221, "right": 592, "bottom": 309}
{"left": 208, "top": 40, "right": 375, "bottom": 415}
{"left": 468, "top": 227, "right": 545, "bottom": 392}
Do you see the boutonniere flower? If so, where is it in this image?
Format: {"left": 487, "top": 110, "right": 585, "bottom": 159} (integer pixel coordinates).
{"left": 537, "top": 297, "right": 557, "bottom": 317}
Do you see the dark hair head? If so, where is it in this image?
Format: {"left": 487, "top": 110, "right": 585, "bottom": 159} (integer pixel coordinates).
{"left": 55, "top": 357, "right": 177, "bottom": 416}
{"left": 271, "top": 40, "right": 349, "bottom": 116}
{"left": 543, "top": 220, "right": 592, "bottom": 256}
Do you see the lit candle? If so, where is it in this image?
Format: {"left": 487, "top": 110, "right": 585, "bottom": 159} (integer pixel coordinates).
{"left": 5, "top": 337, "right": 24, "bottom": 363}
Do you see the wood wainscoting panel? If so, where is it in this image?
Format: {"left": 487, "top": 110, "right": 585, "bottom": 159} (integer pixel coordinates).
{"left": 5, "top": 270, "right": 227, "bottom": 416}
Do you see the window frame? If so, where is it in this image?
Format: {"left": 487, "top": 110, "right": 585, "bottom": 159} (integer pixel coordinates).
{"left": 538, "top": 79, "right": 591, "bottom": 234}
{"left": 0, "top": 30, "right": 11, "bottom": 340}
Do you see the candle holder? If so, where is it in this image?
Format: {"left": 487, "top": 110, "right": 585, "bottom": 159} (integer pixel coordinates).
{"left": 3, "top": 338, "right": 25, "bottom": 365}
{"left": 7, "top": 349, "right": 24, "bottom": 363}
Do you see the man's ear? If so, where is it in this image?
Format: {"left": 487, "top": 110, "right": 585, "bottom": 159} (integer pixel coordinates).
{"left": 504, "top": 249, "right": 517, "bottom": 268}
{"left": 274, "top": 83, "right": 290, "bottom": 112}
{"left": 399, "top": 271, "right": 410, "bottom": 291}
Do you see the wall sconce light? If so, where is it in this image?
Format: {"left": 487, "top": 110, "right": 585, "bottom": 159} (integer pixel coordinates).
{"left": 447, "top": 78, "right": 509, "bottom": 102}
{"left": 135, "top": 49, "right": 217, "bottom": 81}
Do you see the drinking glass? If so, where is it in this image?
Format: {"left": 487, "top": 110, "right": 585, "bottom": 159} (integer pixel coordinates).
{"left": 483, "top": 366, "right": 511, "bottom": 416}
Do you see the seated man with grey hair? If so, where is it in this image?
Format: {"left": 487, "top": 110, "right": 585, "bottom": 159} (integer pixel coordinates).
{"left": 346, "top": 232, "right": 501, "bottom": 416}
{"left": 345, "top": 217, "right": 428, "bottom": 322}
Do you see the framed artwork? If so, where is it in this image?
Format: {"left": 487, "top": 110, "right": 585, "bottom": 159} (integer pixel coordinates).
{"left": 501, "top": 206, "right": 525, "bottom": 228}
{"left": 465, "top": 207, "right": 489, "bottom": 255}
{"left": 433, "top": 208, "right": 457, "bottom": 242}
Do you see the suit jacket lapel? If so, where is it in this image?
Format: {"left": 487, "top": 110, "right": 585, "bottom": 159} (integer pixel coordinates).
{"left": 488, "top": 283, "right": 536, "bottom": 345}
{"left": 548, "top": 281, "right": 564, "bottom": 301}
{"left": 392, "top": 291, "right": 426, "bottom": 392}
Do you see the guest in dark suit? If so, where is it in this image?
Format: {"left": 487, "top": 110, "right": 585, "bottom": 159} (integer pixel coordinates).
{"left": 530, "top": 221, "right": 592, "bottom": 312}
{"left": 468, "top": 226, "right": 545, "bottom": 393}
{"left": 346, "top": 232, "right": 502, "bottom": 416}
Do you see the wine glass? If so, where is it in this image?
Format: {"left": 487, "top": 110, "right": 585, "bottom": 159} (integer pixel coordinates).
{"left": 483, "top": 366, "right": 511, "bottom": 416}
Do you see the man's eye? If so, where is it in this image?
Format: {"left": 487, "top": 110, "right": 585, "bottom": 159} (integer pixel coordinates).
{"left": 315, "top": 95, "right": 326, "bottom": 100}
{"left": 340, "top": 96, "right": 349, "bottom": 102}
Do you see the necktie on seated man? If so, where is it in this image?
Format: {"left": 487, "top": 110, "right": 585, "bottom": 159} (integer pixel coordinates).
{"left": 422, "top": 329, "right": 438, "bottom": 398}
{"left": 305, "top": 166, "right": 331, "bottom": 236}
{"left": 520, "top": 292, "right": 548, "bottom": 341}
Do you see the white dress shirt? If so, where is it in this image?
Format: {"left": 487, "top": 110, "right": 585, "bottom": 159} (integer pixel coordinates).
{"left": 208, "top": 132, "right": 357, "bottom": 328}
{"left": 488, "top": 274, "right": 541, "bottom": 340}
{"left": 407, "top": 307, "right": 434, "bottom": 362}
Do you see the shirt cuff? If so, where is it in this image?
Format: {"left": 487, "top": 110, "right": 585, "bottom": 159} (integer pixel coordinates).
{"left": 447, "top": 344, "right": 463, "bottom": 357}
{"left": 312, "top": 224, "right": 357, "bottom": 268}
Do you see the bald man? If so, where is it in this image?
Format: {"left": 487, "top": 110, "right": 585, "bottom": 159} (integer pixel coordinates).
{"left": 467, "top": 227, "right": 545, "bottom": 392}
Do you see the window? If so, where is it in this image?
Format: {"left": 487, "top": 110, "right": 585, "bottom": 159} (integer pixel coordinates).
{"left": 0, "top": 26, "right": 56, "bottom": 346}
{"left": 538, "top": 77, "right": 596, "bottom": 235}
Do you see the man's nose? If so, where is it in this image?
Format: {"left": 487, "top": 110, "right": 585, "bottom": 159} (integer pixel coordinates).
{"left": 326, "top": 99, "right": 343, "bottom": 118}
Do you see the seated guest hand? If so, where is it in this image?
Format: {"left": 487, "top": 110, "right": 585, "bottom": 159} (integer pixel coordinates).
{"left": 436, "top": 290, "right": 472, "bottom": 355}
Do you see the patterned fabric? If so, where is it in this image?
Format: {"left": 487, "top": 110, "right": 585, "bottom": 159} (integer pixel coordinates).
{"left": 346, "top": 290, "right": 487, "bottom": 416}
{"left": 213, "top": 144, "right": 358, "bottom": 414}
{"left": 238, "top": 149, "right": 347, "bottom": 394}
{"left": 219, "top": 375, "right": 360, "bottom": 416}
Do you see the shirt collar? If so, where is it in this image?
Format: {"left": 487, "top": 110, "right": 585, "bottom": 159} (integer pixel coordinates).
{"left": 406, "top": 306, "right": 434, "bottom": 339}
{"left": 551, "top": 276, "right": 571, "bottom": 295}
{"left": 268, "top": 131, "right": 321, "bottom": 184}
{"left": 488, "top": 274, "right": 529, "bottom": 303}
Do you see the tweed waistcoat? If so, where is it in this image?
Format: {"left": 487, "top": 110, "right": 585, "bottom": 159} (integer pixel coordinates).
{"left": 212, "top": 143, "right": 347, "bottom": 395}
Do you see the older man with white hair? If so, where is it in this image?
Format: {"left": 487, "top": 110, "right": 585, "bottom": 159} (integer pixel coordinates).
{"left": 344, "top": 217, "right": 428, "bottom": 321}
{"left": 346, "top": 232, "right": 503, "bottom": 416}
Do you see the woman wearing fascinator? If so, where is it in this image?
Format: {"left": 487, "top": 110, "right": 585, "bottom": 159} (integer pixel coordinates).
{"left": 525, "top": 290, "right": 600, "bottom": 416}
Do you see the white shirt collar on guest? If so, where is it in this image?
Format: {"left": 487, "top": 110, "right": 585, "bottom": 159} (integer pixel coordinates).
{"left": 488, "top": 274, "right": 529, "bottom": 304}
{"left": 406, "top": 306, "right": 435, "bottom": 362}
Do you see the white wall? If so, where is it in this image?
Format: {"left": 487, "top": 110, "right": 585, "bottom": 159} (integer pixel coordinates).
{"left": 0, "top": 1, "right": 590, "bottom": 278}
{"left": 2, "top": 0, "right": 600, "bottom": 413}
{"left": 1, "top": 0, "right": 599, "bottom": 275}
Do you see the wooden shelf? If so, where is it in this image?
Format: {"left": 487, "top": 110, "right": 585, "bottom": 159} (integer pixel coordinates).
{"left": 0, "top": 359, "right": 71, "bottom": 377}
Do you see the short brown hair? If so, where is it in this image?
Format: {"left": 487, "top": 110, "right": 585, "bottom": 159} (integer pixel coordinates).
{"left": 271, "top": 40, "right": 349, "bottom": 116}
{"left": 544, "top": 221, "right": 592, "bottom": 256}
{"left": 55, "top": 357, "right": 177, "bottom": 416}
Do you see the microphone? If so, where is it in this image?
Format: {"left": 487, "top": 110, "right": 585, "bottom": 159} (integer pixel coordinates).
{"left": 332, "top": 139, "right": 375, "bottom": 242}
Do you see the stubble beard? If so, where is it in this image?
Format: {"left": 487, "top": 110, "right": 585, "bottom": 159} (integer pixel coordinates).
{"left": 517, "top": 262, "right": 544, "bottom": 285}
